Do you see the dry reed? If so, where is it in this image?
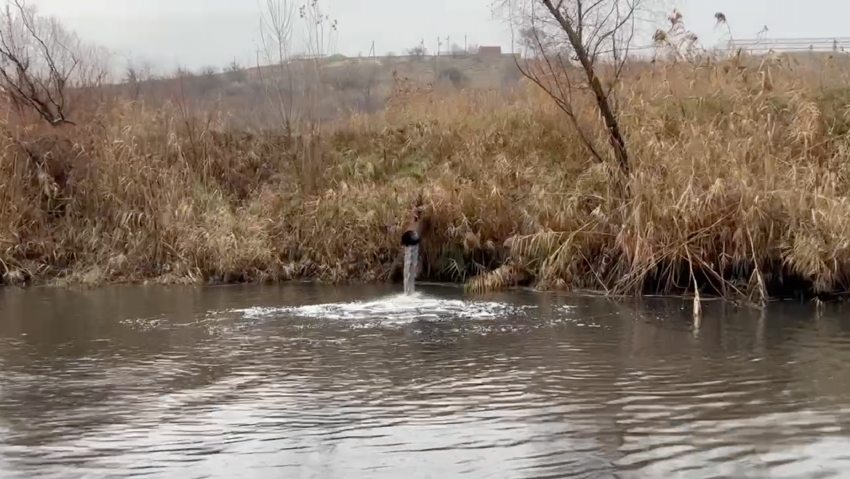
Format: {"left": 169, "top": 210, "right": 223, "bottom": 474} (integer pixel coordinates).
{"left": 2, "top": 52, "right": 850, "bottom": 303}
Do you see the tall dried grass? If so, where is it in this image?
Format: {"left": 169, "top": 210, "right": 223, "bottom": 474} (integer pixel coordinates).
{"left": 3, "top": 52, "right": 850, "bottom": 302}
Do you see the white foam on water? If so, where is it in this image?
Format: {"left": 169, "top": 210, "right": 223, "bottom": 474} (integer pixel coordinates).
{"left": 232, "top": 292, "right": 540, "bottom": 324}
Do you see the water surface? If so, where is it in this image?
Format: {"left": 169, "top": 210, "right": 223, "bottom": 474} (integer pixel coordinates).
{"left": 1, "top": 283, "right": 850, "bottom": 478}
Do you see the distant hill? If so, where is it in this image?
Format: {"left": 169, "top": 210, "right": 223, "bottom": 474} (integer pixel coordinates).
{"left": 112, "top": 53, "right": 526, "bottom": 128}
{"left": 241, "top": 53, "right": 524, "bottom": 90}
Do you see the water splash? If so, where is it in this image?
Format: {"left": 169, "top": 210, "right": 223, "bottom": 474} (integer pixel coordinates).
{"left": 232, "top": 292, "right": 546, "bottom": 325}
{"left": 403, "top": 245, "right": 418, "bottom": 295}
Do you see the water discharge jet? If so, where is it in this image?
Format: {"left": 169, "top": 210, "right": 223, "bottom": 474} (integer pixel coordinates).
{"left": 401, "top": 204, "right": 424, "bottom": 295}
{"left": 403, "top": 244, "right": 419, "bottom": 295}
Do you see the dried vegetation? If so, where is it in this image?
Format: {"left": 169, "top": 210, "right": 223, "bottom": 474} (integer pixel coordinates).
{"left": 2, "top": 9, "right": 850, "bottom": 305}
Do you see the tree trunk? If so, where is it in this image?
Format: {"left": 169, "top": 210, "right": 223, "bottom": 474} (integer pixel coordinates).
{"left": 540, "top": 0, "right": 629, "bottom": 175}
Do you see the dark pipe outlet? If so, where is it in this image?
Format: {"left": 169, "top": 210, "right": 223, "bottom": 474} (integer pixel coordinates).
{"left": 401, "top": 230, "right": 421, "bottom": 246}
{"left": 401, "top": 204, "right": 424, "bottom": 246}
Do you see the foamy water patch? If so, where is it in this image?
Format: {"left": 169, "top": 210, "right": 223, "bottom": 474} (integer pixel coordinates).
{"left": 232, "top": 293, "right": 544, "bottom": 325}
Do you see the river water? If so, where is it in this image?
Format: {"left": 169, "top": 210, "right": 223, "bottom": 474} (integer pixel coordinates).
{"left": 1, "top": 283, "right": 850, "bottom": 478}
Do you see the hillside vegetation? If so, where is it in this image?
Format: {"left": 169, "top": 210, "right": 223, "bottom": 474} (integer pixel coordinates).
{"left": 117, "top": 53, "right": 523, "bottom": 126}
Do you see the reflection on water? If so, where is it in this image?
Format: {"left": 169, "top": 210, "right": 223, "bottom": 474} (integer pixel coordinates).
{"left": 2, "top": 283, "right": 850, "bottom": 478}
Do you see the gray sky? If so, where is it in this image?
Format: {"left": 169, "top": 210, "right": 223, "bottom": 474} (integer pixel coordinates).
{"left": 27, "top": 0, "right": 850, "bottom": 72}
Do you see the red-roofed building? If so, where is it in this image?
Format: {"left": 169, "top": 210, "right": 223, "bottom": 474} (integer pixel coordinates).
{"left": 477, "top": 46, "right": 502, "bottom": 58}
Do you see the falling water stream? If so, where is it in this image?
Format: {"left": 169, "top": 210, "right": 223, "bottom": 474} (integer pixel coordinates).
{"left": 403, "top": 244, "right": 418, "bottom": 295}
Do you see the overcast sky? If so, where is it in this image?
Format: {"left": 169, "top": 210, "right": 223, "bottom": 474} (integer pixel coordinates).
{"left": 26, "top": 0, "right": 850, "bottom": 72}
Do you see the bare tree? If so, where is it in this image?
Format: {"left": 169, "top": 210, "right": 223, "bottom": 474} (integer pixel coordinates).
{"left": 257, "top": 0, "right": 298, "bottom": 134}
{"left": 299, "top": 0, "right": 338, "bottom": 60}
{"left": 501, "top": 0, "right": 648, "bottom": 177}
{"left": 173, "top": 65, "right": 194, "bottom": 79}
{"left": 124, "top": 60, "right": 154, "bottom": 100}
{"left": 197, "top": 65, "right": 220, "bottom": 95}
{"left": 516, "top": 26, "right": 546, "bottom": 58}
{"left": 199, "top": 65, "right": 218, "bottom": 77}
{"left": 123, "top": 65, "right": 142, "bottom": 99}
{"left": 75, "top": 43, "right": 111, "bottom": 89}
{"left": 224, "top": 59, "right": 245, "bottom": 83}
{"left": 298, "top": 0, "right": 337, "bottom": 128}
{"left": 407, "top": 43, "right": 427, "bottom": 60}
{"left": 450, "top": 43, "right": 466, "bottom": 57}
{"left": 255, "top": 0, "right": 338, "bottom": 134}
{"left": 0, "top": 0, "right": 86, "bottom": 126}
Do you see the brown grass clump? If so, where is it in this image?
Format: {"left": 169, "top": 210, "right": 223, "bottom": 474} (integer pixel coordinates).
{"left": 4, "top": 52, "right": 850, "bottom": 303}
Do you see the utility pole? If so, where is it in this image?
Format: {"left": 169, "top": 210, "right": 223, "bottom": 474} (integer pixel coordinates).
{"left": 436, "top": 36, "right": 442, "bottom": 74}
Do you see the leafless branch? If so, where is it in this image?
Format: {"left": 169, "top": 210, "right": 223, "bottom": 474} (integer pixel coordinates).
{"left": 257, "top": 0, "right": 298, "bottom": 135}
{"left": 0, "top": 0, "right": 91, "bottom": 126}
{"left": 513, "top": 12, "right": 604, "bottom": 163}
{"left": 501, "top": 0, "right": 650, "bottom": 179}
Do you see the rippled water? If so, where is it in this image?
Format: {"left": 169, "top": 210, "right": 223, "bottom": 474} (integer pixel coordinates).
{"left": 2, "top": 284, "right": 850, "bottom": 478}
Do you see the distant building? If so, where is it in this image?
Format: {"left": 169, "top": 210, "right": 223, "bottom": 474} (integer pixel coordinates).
{"left": 477, "top": 46, "right": 502, "bottom": 58}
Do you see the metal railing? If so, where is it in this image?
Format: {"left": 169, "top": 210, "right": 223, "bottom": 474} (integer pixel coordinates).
{"left": 733, "top": 37, "right": 850, "bottom": 54}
